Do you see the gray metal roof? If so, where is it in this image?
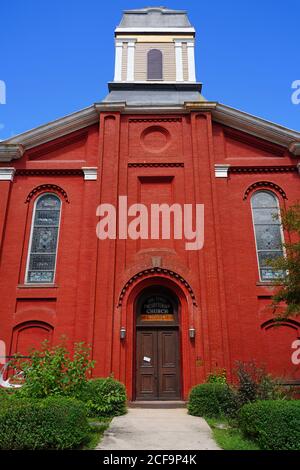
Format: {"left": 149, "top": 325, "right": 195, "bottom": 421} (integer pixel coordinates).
{"left": 117, "top": 7, "right": 192, "bottom": 29}
{"left": 103, "top": 82, "right": 205, "bottom": 106}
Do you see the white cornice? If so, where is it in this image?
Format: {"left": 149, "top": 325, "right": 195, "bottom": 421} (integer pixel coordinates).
{"left": 289, "top": 142, "right": 300, "bottom": 156}
{"left": 213, "top": 104, "right": 300, "bottom": 155}
{"left": 2, "top": 105, "right": 99, "bottom": 151}
{"left": 215, "top": 164, "right": 230, "bottom": 178}
{"left": 115, "top": 27, "right": 195, "bottom": 33}
{"left": 95, "top": 101, "right": 216, "bottom": 114}
{"left": 0, "top": 144, "right": 24, "bottom": 162}
{"left": 0, "top": 167, "right": 16, "bottom": 181}
{"left": 95, "top": 102, "right": 187, "bottom": 114}
{"left": 95, "top": 102, "right": 126, "bottom": 113}
{"left": 82, "top": 167, "right": 98, "bottom": 181}
{"left": 185, "top": 101, "right": 217, "bottom": 111}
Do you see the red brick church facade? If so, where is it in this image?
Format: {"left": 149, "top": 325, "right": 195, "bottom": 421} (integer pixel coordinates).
{"left": 0, "top": 7, "right": 299, "bottom": 400}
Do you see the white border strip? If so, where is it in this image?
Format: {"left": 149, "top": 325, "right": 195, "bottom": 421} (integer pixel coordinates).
{"left": 115, "top": 27, "right": 195, "bottom": 33}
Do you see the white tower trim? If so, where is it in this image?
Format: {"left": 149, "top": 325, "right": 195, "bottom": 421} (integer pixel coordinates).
{"left": 126, "top": 39, "right": 136, "bottom": 81}
{"left": 174, "top": 40, "right": 183, "bottom": 82}
{"left": 187, "top": 40, "right": 196, "bottom": 82}
{"left": 114, "top": 40, "right": 123, "bottom": 82}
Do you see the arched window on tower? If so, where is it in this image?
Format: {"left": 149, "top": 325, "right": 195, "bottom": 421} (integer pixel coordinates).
{"left": 147, "top": 49, "right": 163, "bottom": 80}
{"left": 251, "top": 191, "right": 284, "bottom": 281}
{"left": 26, "top": 193, "right": 62, "bottom": 284}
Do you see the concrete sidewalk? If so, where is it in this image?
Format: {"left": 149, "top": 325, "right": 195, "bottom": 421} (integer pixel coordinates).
{"left": 97, "top": 408, "right": 220, "bottom": 450}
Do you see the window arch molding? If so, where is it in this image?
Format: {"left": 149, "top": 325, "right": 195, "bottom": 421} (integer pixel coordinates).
{"left": 25, "top": 184, "right": 69, "bottom": 204}
{"left": 243, "top": 181, "right": 287, "bottom": 201}
{"left": 250, "top": 189, "right": 285, "bottom": 282}
{"left": 261, "top": 318, "right": 300, "bottom": 332}
{"left": 25, "top": 192, "right": 62, "bottom": 284}
{"left": 147, "top": 49, "right": 163, "bottom": 80}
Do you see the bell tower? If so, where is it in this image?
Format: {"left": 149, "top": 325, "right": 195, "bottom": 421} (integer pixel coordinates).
{"left": 104, "top": 7, "right": 204, "bottom": 105}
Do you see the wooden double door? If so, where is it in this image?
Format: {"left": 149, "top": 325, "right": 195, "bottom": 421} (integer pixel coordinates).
{"left": 136, "top": 328, "right": 181, "bottom": 400}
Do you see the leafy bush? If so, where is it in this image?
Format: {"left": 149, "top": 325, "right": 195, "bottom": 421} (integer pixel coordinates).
{"left": 0, "top": 396, "right": 90, "bottom": 450}
{"left": 12, "top": 340, "right": 95, "bottom": 398}
{"left": 206, "top": 369, "right": 227, "bottom": 385}
{"left": 188, "top": 383, "right": 237, "bottom": 418}
{"left": 0, "top": 382, "right": 19, "bottom": 403}
{"left": 0, "top": 387, "right": 13, "bottom": 400}
{"left": 77, "top": 377, "right": 127, "bottom": 418}
{"left": 239, "top": 400, "right": 300, "bottom": 450}
{"left": 235, "top": 361, "right": 286, "bottom": 407}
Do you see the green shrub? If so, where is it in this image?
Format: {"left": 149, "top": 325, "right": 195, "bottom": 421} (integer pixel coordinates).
{"left": 0, "top": 387, "right": 18, "bottom": 407}
{"left": 0, "top": 396, "right": 90, "bottom": 450}
{"left": 188, "top": 383, "right": 237, "bottom": 418}
{"left": 0, "top": 387, "right": 13, "bottom": 400}
{"left": 206, "top": 369, "right": 227, "bottom": 385}
{"left": 77, "top": 377, "right": 127, "bottom": 418}
{"left": 239, "top": 400, "right": 300, "bottom": 450}
{"left": 235, "top": 361, "right": 286, "bottom": 407}
{"left": 13, "top": 340, "right": 95, "bottom": 399}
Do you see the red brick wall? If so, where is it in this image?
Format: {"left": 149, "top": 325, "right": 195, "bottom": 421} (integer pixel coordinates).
{"left": 0, "top": 112, "right": 299, "bottom": 398}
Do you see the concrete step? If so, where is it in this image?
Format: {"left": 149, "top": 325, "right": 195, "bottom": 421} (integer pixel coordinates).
{"left": 128, "top": 400, "right": 187, "bottom": 409}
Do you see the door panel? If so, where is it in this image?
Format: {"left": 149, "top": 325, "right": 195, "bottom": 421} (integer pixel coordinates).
{"left": 158, "top": 330, "right": 180, "bottom": 399}
{"left": 136, "top": 329, "right": 180, "bottom": 400}
{"left": 136, "top": 330, "right": 158, "bottom": 400}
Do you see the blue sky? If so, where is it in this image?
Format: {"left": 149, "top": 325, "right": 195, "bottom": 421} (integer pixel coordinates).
{"left": 0, "top": 0, "right": 299, "bottom": 140}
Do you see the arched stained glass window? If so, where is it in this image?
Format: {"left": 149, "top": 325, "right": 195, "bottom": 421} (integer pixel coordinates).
{"left": 251, "top": 191, "right": 284, "bottom": 281}
{"left": 26, "top": 194, "right": 61, "bottom": 284}
{"left": 147, "top": 49, "right": 163, "bottom": 80}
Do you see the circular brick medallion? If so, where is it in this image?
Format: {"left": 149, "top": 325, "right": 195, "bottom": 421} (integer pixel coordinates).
{"left": 141, "top": 126, "right": 171, "bottom": 153}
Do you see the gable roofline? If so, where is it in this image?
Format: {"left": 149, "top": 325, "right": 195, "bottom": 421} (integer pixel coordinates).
{"left": 0, "top": 102, "right": 299, "bottom": 162}
{"left": 213, "top": 103, "right": 300, "bottom": 155}
{"left": 0, "top": 105, "right": 99, "bottom": 161}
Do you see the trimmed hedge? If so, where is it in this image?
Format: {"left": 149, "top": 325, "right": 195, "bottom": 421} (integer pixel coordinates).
{"left": 0, "top": 396, "right": 90, "bottom": 450}
{"left": 0, "top": 387, "right": 12, "bottom": 400}
{"left": 188, "top": 383, "right": 237, "bottom": 418}
{"left": 78, "top": 377, "right": 127, "bottom": 417}
{"left": 239, "top": 400, "right": 300, "bottom": 450}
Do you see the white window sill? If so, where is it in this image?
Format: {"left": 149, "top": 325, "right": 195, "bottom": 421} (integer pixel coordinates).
{"left": 17, "top": 284, "right": 59, "bottom": 289}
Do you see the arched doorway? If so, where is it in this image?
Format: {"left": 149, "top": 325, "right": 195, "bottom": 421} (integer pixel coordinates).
{"left": 135, "top": 286, "right": 181, "bottom": 400}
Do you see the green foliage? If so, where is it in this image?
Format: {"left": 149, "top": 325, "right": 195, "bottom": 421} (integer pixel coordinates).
{"left": 235, "top": 361, "right": 286, "bottom": 407}
{"left": 190, "top": 364, "right": 297, "bottom": 450}
{"left": 84, "top": 418, "right": 111, "bottom": 450}
{"left": 206, "top": 368, "right": 227, "bottom": 384}
{"left": 188, "top": 383, "right": 237, "bottom": 418}
{"left": 207, "top": 417, "right": 260, "bottom": 450}
{"left": 0, "top": 387, "right": 14, "bottom": 400}
{"left": 189, "top": 362, "right": 288, "bottom": 421}
{"left": 269, "top": 202, "right": 300, "bottom": 318}
{"left": 0, "top": 396, "right": 90, "bottom": 450}
{"left": 77, "top": 377, "right": 127, "bottom": 418}
{"left": 12, "top": 340, "right": 95, "bottom": 399}
{"left": 239, "top": 400, "right": 300, "bottom": 450}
